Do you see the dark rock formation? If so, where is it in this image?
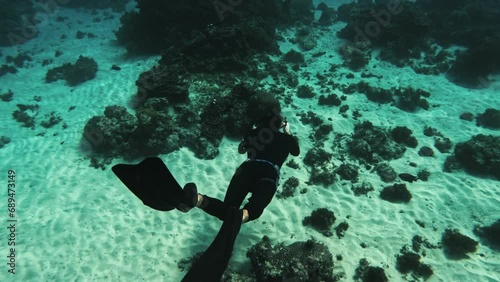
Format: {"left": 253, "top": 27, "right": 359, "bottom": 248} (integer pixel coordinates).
{"left": 220, "top": 271, "right": 255, "bottom": 282}
{"left": 417, "top": 0, "right": 500, "bottom": 87}
{"left": 314, "top": 124, "right": 333, "bottom": 141}
{"left": 337, "top": 1, "right": 500, "bottom": 87}
{"left": 319, "top": 94, "right": 342, "bottom": 106}
{"left": 434, "top": 137, "right": 453, "bottom": 153}
{"left": 453, "top": 134, "right": 500, "bottom": 179}
{"left": 135, "top": 64, "right": 189, "bottom": 104}
{"left": 177, "top": 24, "right": 253, "bottom": 72}
{"left": 337, "top": 1, "right": 431, "bottom": 66}
{"left": 83, "top": 104, "right": 179, "bottom": 159}
{"left": 339, "top": 42, "right": 371, "bottom": 70}
{"left": 412, "top": 235, "right": 438, "bottom": 253}
{"left": 396, "top": 247, "right": 433, "bottom": 279}
{"left": 283, "top": 49, "right": 304, "bottom": 64}
{"left": 297, "top": 84, "right": 315, "bottom": 98}
{"left": 380, "top": 183, "right": 412, "bottom": 203}
{"left": 12, "top": 104, "right": 39, "bottom": 129}
{"left": 6, "top": 52, "right": 32, "bottom": 68}
{"left": 0, "top": 89, "right": 14, "bottom": 102}
{"left": 247, "top": 236, "right": 334, "bottom": 281}
{"left": 342, "top": 82, "right": 430, "bottom": 112}
{"left": 309, "top": 166, "right": 336, "bottom": 186}
{"left": 417, "top": 169, "right": 431, "bottom": 181}
{"left": 394, "top": 88, "right": 431, "bottom": 112}
{"left": 354, "top": 258, "right": 388, "bottom": 282}
{"left": 473, "top": 219, "right": 500, "bottom": 251}
{"left": 83, "top": 105, "right": 137, "bottom": 156}
{"left": 348, "top": 121, "right": 406, "bottom": 163}
{"left": 116, "top": 0, "right": 314, "bottom": 54}
{"left": 303, "top": 208, "right": 336, "bottom": 237}
{"left": 375, "top": 162, "right": 398, "bottom": 182}
{"left": 337, "top": 163, "right": 359, "bottom": 182}
{"left": 448, "top": 38, "right": 500, "bottom": 87}
{"left": 423, "top": 126, "right": 445, "bottom": 138}
{"left": 443, "top": 155, "right": 461, "bottom": 173}
{"left": 460, "top": 112, "right": 474, "bottom": 121}
{"left": 317, "top": 4, "right": 336, "bottom": 26}
{"left": 418, "top": 146, "right": 434, "bottom": 157}
{"left": 303, "top": 147, "right": 335, "bottom": 185}
{"left": 45, "top": 55, "right": 98, "bottom": 86}
{"left": 441, "top": 229, "right": 478, "bottom": 259}
{"left": 351, "top": 181, "right": 374, "bottom": 196}
{"left": 355, "top": 82, "right": 393, "bottom": 104}
{"left": 476, "top": 108, "right": 500, "bottom": 129}
{"left": 299, "top": 111, "right": 324, "bottom": 127}
{"left": 277, "top": 177, "right": 299, "bottom": 199}
{"left": 416, "top": 0, "right": 500, "bottom": 47}
{"left": 391, "top": 126, "right": 418, "bottom": 148}
{"left": 335, "top": 221, "right": 349, "bottom": 239}
{"left": 40, "top": 112, "right": 62, "bottom": 128}
{"left": 304, "top": 147, "right": 332, "bottom": 166}
{"left": 0, "top": 65, "right": 18, "bottom": 77}
{"left": 0, "top": 136, "right": 11, "bottom": 149}
{"left": 286, "top": 159, "right": 300, "bottom": 170}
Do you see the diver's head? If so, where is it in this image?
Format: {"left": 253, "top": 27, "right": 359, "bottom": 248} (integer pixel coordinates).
{"left": 255, "top": 109, "right": 283, "bottom": 132}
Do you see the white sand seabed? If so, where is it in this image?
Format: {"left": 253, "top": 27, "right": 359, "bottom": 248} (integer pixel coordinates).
{"left": 0, "top": 5, "right": 499, "bottom": 282}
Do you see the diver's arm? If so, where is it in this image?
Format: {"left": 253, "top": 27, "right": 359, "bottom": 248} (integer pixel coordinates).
{"left": 289, "top": 135, "right": 300, "bottom": 156}
{"left": 282, "top": 121, "right": 300, "bottom": 156}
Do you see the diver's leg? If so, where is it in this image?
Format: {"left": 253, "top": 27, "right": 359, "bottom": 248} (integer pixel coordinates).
{"left": 196, "top": 194, "right": 226, "bottom": 221}
{"left": 242, "top": 178, "right": 277, "bottom": 222}
{"left": 197, "top": 195, "right": 250, "bottom": 223}
{"left": 224, "top": 165, "right": 252, "bottom": 222}
{"left": 197, "top": 166, "right": 251, "bottom": 221}
{"left": 242, "top": 209, "right": 249, "bottom": 223}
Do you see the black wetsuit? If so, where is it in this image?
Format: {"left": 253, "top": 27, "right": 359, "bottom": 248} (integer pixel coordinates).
{"left": 201, "top": 126, "right": 300, "bottom": 221}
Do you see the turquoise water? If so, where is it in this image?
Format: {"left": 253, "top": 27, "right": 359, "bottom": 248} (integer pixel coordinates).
{"left": 0, "top": 1, "right": 499, "bottom": 281}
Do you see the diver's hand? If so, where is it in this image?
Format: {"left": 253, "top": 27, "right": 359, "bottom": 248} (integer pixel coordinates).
{"left": 283, "top": 121, "right": 291, "bottom": 135}
{"left": 238, "top": 140, "right": 247, "bottom": 154}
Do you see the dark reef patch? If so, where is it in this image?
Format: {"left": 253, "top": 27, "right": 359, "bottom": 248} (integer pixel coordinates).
{"left": 247, "top": 236, "right": 334, "bottom": 282}
{"left": 396, "top": 247, "right": 433, "bottom": 279}
{"left": 473, "top": 220, "right": 500, "bottom": 251}
{"left": 348, "top": 121, "right": 406, "bottom": 164}
{"left": 303, "top": 208, "right": 336, "bottom": 237}
{"left": 449, "top": 134, "right": 500, "bottom": 180}
{"left": 380, "top": 183, "right": 412, "bottom": 203}
{"left": 354, "top": 258, "right": 388, "bottom": 282}
{"left": 442, "top": 229, "right": 478, "bottom": 259}
{"left": 45, "top": 55, "right": 98, "bottom": 86}
{"left": 476, "top": 108, "right": 500, "bottom": 130}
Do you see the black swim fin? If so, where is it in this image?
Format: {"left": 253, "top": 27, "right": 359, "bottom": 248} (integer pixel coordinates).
{"left": 182, "top": 207, "right": 243, "bottom": 282}
{"left": 112, "top": 157, "right": 189, "bottom": 211}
